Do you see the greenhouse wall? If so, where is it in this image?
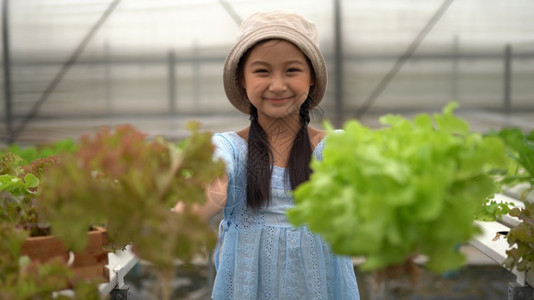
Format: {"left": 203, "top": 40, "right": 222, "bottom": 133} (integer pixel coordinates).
{"left": 1, "top": 0, "right": 533, "bottom": 144}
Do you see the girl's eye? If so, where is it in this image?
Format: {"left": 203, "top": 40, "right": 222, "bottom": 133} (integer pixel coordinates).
{"left": 287, "top": 68, "right": 302, "bottom": 73}
{"left": 253, "top": 69, "right": 268, "bottom": 74}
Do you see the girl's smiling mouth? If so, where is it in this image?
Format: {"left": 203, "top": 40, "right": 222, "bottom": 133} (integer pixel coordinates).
{"left": 264, "top": 97, "right": 292, "bottom": 103}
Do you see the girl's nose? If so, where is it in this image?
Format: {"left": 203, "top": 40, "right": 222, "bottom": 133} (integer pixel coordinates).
{"left": 269, "top": 75, "right": 287, "bottom": 92}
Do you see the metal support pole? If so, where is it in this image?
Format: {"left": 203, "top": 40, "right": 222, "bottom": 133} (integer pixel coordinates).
{"left": 168, "top": 50, "right": 176, "bottom": 115}
{"left": 504, "top": 44, "right": 512, "bottom": 113}
{"left": 193, "top": 42, "right": 200, "bottom": 112}
{"left": 2, "top": 0, "right": 13, "bottom": 144}
{"left": 333, "top": 0, "right": 343, "bottom": 128}
{"left": 105, "top": 41, "right": 112, "bottom": 115}
{"left": 451, "top": 35, "right": 459, "bottom": 101}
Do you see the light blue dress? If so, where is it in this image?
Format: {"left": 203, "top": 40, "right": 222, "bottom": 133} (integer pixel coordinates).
{"left": 211, "top": 132, "right": 360, "bottom": 300}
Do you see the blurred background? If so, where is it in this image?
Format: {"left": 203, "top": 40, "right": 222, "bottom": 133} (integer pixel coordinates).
{"left": 1, "top": 0, "right": 533, "bottom": 146}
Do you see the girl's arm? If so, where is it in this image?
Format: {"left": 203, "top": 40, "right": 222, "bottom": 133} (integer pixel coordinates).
{"left": 173, "top": 175, "right": 228, "bottom": 222}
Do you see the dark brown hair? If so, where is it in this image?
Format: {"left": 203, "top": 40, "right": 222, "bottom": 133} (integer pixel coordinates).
{"left": 246, "top": 101, "right": 312, "bottom": 210}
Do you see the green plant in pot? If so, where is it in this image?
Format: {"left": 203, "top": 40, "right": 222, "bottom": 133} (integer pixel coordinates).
{"left": 287, "top": 102, "right": 509, "bottom": 295}
{"left": 36, "top": 122, "right": 225, "bottom": 300}
{"left": 1, "top": 122, "right": 224, "bottom": 299}
{"left": 0, "top": 140, "right": 75, "bottom": 236}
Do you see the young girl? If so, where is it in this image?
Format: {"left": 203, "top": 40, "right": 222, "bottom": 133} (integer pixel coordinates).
{"left": 177, "top": 10, "right": 360, "bottom": 300}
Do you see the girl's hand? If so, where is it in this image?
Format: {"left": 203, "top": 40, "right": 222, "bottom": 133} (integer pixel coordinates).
{"left": 172, "top": 201, "right": 186, "bottom": 213}
{"left": 173, "top": 175, "right": 228, "bottom": 222}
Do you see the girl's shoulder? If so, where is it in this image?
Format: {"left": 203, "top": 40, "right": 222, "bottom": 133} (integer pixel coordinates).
{"left": 213, "top": 131, "right": 245, "bottom": 148}
{"left": 212, "top": 128, "right": 250, "bottom": 155}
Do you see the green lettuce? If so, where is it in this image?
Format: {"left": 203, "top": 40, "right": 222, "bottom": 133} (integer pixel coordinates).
{"left": 287, "top": 102, "right": 509, "bottom": 273}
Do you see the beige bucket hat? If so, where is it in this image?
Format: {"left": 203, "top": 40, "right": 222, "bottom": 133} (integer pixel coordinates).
{"left": 223, "top": 10, "right": 327, "bottom": 114}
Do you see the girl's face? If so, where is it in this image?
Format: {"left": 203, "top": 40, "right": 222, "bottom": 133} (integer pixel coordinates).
{"left": 242, "top": 39, "right": 314, "bottom": 122}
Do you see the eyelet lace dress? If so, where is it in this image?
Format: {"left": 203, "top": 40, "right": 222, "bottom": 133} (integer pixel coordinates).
{"left": 211, "top": 132, "right": 360, "bottom": 300}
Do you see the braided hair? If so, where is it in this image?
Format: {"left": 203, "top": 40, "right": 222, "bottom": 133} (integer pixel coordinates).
{"left": 246, "top": 98, "right": 312, "bottom": 209}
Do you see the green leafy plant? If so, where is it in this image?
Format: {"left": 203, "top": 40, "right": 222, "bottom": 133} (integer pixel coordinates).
{"left": 474, "top": 199, "right": 514, "bottom": 222}
{"left": 0, "top": 152, "right": 58, "bottom": 237}
{"left": 0, "top": 149, "right": 98, "bottom": 299}
{"left": 35, "top": 122, "right": 224, "bottom": 300}
{"left": 287, "top": 102, "right": 509, "bottom": 277}
{"left": 1, "top": 122, "right": 224, "bottom": 299}
{"left": 0, "top": 154, "right": 38, "bottom": 224}
{"left": 496, "top": 128, "right": 534, "bottom": 199}
{"left": 38, "top": 122, "right": 224, "bottom": 263}
{"left": 1, "top": 139, "right": 78, "bottom": 166}
{"left": 496, "top": 128, "right": 534, "bottom": 272}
